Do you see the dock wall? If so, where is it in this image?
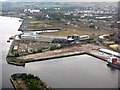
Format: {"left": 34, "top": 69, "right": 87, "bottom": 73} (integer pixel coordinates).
{"left": 7, "top": 51, "right": 108, "bottom": 67}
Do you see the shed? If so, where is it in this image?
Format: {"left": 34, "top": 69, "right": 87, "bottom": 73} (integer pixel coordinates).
{"left": 109, "top": 44, "right": 119, "bottom": 49}
{"left": 103, "top": 41, "right": 115, "bottom": 45}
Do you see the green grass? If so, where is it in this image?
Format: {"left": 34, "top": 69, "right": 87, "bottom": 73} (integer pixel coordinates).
{"left": 27, "top": 20, "right": 66, "bottom": 30}
{"left": 19, "top": 20, "right": 111, "bottom": 38}
{"left": 40, "top": 28, "right": 110, "bottom": 38}
{"left": 9, "top": 57, "right": 24, "bottom": 63}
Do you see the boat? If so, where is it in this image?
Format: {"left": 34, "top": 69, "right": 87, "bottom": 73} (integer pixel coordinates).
{"left": 9, "top": 36, "right": 15, "bottom": 40}
{"left": 19, "top": 20, "right": 23, "bottom": 22}
{"left": 7, "top": 40, "right": 10, "bottom": 43}
{"left": 107, "top": 57, "right": 120, "bottom": 70}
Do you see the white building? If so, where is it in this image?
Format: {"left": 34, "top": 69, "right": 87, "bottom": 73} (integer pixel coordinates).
{"left": 67, "top": 34, "right": 89, "bottom": 41}
{"left": 99, "top": 34, "right": 109, "bottom": 39}
{"left": 99, "top": 48, "right": 120, "bottom": 58}
{"left": 21, "top": 34, "right": 37, "bottom": 40}
{"left": 15, "top": 35, "right": 21, "bottom": 40}
{"left": 24, "top": 9, "right": 40, "bottom": 13}
{"left": 79, "top": 35, "right": 89, "bottom": 40}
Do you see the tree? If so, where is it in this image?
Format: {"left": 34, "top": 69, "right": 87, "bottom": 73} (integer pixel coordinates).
{"left": 14, "top": 53, "right": 19, "bottom": 57}
{"left": 34, "top": 76, "right": 40, "bottom": 80}
{"left": 11, "top": 74, "right": 17, "bottom": 80}
{"left": 27, "top": 74, "right": 34, "bottom": 79}
{"left": 21, "top": 73, "right": 27, "bottom": 80}
{"left": 50, "top": 46, "right": 57, "bottom": 50}
{"left": 89, "top": 25, "right": 95, "bottom": 29}
{"left": 37, "top": 49, "right": 42, "bottom": 53}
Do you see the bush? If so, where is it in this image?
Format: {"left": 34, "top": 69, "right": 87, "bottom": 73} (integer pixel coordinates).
{"left": 32, "top": 50, "right": 36, "bottom": 54}
{"left": 21, "top": 73, "right": 27, "bottom": 80}
{"left": 14, "top": 53, "right": 20, "bottom": 57}
{"left": 7, "top": 54, "right": 14, "bottom": 57}
{"left": 37, "top": 49, "right": 42, "bottom": 53}
{"left": 11, "top": 74, "right": 17, "bottom": 80}
{"left": 34, "top": 76, "right": 40, "bottom": 80}
{"left": 98, "top": 39, "right": 102, "bottom": 43}
{"left": 50, "top": 46, "right": 57, "bottom": 50}
{"left": 27, "top": 74, "right": 34, "bottom": 79}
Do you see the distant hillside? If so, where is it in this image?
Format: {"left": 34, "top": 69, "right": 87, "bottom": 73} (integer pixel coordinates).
{"left": 2, "top": 2, "right": 118, "bottom": 9}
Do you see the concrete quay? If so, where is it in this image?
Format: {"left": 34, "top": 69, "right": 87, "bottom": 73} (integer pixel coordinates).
{"left": 6, "top": 43, "right": 109, "bottom": 66}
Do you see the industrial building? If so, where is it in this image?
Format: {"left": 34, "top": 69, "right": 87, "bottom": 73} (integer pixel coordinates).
{"left": 67, "top": 34, "right": 89, "bottom": 41}
{"left": 21, "top": 34, "right": 37, "bottom": 40}
{"left": 99, "top": 48, "right": 120, "bottom": 58}
{"left": 99, "top": 34, "right": 109, "bottom": 39}
{"left": 109, "top": 44, "right": 119, "bottom": 50}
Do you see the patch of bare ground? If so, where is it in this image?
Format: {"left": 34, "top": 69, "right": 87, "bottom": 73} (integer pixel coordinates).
{"left": 17, "top": 44, "right": 106, "bottom": 61}
{"left": 16, "top": 79, "right": 28, "bottom": 89}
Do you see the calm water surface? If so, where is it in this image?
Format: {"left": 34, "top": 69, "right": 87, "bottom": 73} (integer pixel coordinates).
{"left": 0, "top": 16, "right": 119, "bottom": 89}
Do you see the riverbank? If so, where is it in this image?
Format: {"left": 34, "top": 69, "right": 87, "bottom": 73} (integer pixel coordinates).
{"left": 6, "top": 43, "right": 109, "bottom": 66}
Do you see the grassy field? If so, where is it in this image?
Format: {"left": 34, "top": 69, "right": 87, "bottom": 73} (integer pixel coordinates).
{"left": 20, "top": 20, "right": 111, "bottom": 38}
{"left": 39, "top": 29, "right": 110, "bottom": 38}
{"left": 35, "top": 20, "right": 111, "bottom": 37}
{"left": 27, "top": 20, "right": 67, "bottom": 30}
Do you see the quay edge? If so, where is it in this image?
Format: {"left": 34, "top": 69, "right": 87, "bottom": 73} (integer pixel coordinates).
{"left": 6, "top": 51, "right": 108, "bottom": 67}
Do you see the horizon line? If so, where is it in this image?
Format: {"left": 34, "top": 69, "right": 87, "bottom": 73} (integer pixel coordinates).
{"left": 1, "top": 1, "right": 119, "bottom": 2}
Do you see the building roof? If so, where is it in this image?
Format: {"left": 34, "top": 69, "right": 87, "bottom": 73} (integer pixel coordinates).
{"left": 99, "top": 48, "right": 120, "bottom": 56}
{"left": 80, "top": 35, "right": 89, "bottom": 38}
{"left": 103, "top": 41, "right": 115, "bottom": 44}
{"left": 109, "top": 44, "right": 119, "bottom": 48}
{"left": 99, "top": 34, "right": 109, "bottom": 39}
{"left": 15, "top": 73, "right": 21, "bottom": 75}
{"left": 72, "top": 34, "right": 80, "bottom": 36}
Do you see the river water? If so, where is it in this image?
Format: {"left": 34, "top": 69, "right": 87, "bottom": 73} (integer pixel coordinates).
{"left": 0, "top": 16, "right": 119, "bottom": 89}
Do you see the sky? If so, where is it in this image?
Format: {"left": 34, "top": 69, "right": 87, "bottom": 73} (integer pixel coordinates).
{"left": 0, "top": 0, "right": 119, "bottom": 2}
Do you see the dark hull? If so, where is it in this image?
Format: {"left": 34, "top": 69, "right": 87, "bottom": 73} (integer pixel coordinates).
{"left": 107, "top": 61, "right": 120, "bottom": 70}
